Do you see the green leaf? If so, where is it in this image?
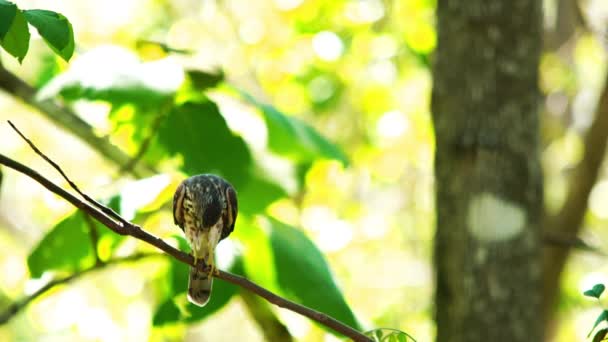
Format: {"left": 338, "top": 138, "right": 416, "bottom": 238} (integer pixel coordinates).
{"left": 155, "top": 100, "right": 252, "bottom": 188}
{"left": 585, "top": 284, "right": 606, "bottom": 299}
{"left": 0, "top": 0, "right": 17, "bottom": 39}
{"left": 238, "top": 172, "right": 287, "bottom": 215}
{"left": 152, "top": 299, "right": 181, "bottom": 326}
{"left": 365, "top": 329, "right": 417, "bottom": 342}
{"left": 28, "top": 212, "right": 95, "bottom": 278}
{"left": 0, "top": 5, "right": 29, "bottom": 62}
{"left": 168, "top": 235, "right": 191, "bottom": 294}
{"left": 186, "top": 69, "right": 224, "bottom": 91}
{"left": 24, "top": 9, "right": 74, "bottom": 61}
{"left": 589, "top": 310, "right": 608, "bottom": 338}
{"left": 593, "top": 328, "right": 608, "bottom": 342}
{"left": 38, "top": 46, "right": 181, "bottom": 107}
{"left": 240, "top": 92, "right": 348, "bottom": 166}
{"left": 96, "top": 195, "right": 126, "bottom": 261}
{"left": 234, "top": 217, "right": 280, "bottom": 293}
{"left": 264, "top": 217, "right": 360, "bottom": 332}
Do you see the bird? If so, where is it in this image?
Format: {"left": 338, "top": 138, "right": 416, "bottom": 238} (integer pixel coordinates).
{"left": 172, "top": 174, "right": 238, "bottom": 306}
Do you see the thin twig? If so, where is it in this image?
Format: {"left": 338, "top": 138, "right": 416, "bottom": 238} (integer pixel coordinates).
{"left": 0, "top": 128, "right": 371, "bottom": 341}
{"left": 83, "top": 214, "right": 103, "bottom": 266}
{"left": 8, "top": 120, "right": 129, "bottom": 227}
{"left": 0, "top": 253, "right": 159, "bottom": 324}
{"left": 542, "top": 232, "right": 605, "bottom": 255}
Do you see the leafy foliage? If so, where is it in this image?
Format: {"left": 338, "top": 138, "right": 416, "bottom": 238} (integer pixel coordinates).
{"left": 0, "top": 1, "right": 29, "bottom": 62}
{"left": 7, "top": 5, "right": 382, "bottom": 338}
{"left": 28, "top": 211, "right": 94, "bottom": 278}
{"left": 38, "top": 46, "right": 179, "bottom": 107}
{"left": 593, "top": 328, "right": 608, "bottom": 342}
{"left": 23, "top": 10, "right": 74, "bottom": 61}
{"left": 0, "top": 1, "right": 73, "bottom": 62}
{"left": 155, "top": 100, "right": 252, "bottom": 188}
{"left": 0, "top": 0, "right": 17, "bottom": 39}
{"left": 241, "top": 91, "right": 348, "bottom": 166}
{"left": 586, "top": 284, "right": 606, "bottom": 299}
{"left": 584, "top": 283, "right": 608, "bottom": 340}
{"left": 236, "top": 216, "right": 361, "bottom": 332}
{"left": 237, "top": 173, "right": 287, "bottom": 215}
{"left": 590, "top": 311, "right": 608, "bottom": 339}
{"left": 27, "top": 195, "right": 127, "bottom": 277}
{"left": 365, "top": 328, "right": 417, "bottom": 342}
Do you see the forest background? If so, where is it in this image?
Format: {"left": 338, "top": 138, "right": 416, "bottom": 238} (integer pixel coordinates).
{"left": 0, "top": 0, "right": 607, "bottom": 341}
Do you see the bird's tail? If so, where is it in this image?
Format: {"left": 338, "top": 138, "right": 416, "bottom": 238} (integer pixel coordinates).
{"left": 188, "top": 266, "right": 212, "bottom": 306}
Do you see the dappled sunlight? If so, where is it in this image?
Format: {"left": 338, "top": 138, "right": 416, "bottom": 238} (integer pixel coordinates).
{"left": 312, "top": 31, "right": 344, "bottom": 62}
{"left": 0, "top": 0, "right": 606, "bottom": 341}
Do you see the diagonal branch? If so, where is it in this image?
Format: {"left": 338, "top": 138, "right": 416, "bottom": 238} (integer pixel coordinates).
{"left": 543, "top": 70, "right": 608, "bottom": 329}
{"left": 0, "top": 253, "right": 159, "bottom": 324}
{"left": 0, "top": 127, "right": 371, "bottom": 342}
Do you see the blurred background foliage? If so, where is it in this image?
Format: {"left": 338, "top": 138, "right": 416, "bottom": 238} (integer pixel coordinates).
{"left": 0, "top": 0, "right": 606, "bottom": 341}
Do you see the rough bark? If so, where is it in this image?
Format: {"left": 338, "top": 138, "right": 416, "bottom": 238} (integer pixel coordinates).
{"left": 432, "top": 1, "right": 543, "bottom": 341}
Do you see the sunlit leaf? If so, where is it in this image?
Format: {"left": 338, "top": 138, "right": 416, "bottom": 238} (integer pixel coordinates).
{"left": 24, "top": 9, "right": 74, "bottom": 61}
{"left": 234, "top": 216, "right": 279, "bottom": 293}
{"left": 155, "top": 99, "right": 252, "bottom": 188}
{"left": 264, "top": 217, "right": 360, "bottom": 332}
{"left": 365, "top": 328, "right": 417, "bottom": 342}
{"left": 240, "top": 91, "right": 348, "bottom": 166}
{"left": 38, "top": 46, "right": 182, "bottom": 107}
{"left": 585, "top": 284, "right": 606, "bottom": 299}
{"left": 96, "top": 195, "right": 126, "bottom": 261}
{"left": 589, "top": 310, "right": 608, "bottom": 338}
{"left": 28, "top": 212, "right": 94, "bottom": 278}
{"left": 0, "top": 4, "right": 29, "bottom": 62}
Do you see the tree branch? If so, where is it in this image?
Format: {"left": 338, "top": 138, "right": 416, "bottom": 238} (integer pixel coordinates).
{"left": 543, "top": 70, "right": 608, "bottom": 330}
{"left": 0, "top": 65, "right": 156, "bottom": 178}
{"left": 0, "top": 252, "right": 159, "bottom": 325}
{"left": 0, "top": 125, "right": 371, "bottom": 342}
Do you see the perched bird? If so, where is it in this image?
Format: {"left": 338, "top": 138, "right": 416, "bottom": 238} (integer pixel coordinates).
{"left": 172, "top": 174, "right": 238, "bottom": 306}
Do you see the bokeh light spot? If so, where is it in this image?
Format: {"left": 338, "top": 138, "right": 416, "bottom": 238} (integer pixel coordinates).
{"left": 312, "top": 31, "right": 344, "bottom": 62}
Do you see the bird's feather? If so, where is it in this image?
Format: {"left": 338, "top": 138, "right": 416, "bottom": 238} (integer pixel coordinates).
{"left": 172, "top": 174, "right": 238, "bottom": 307}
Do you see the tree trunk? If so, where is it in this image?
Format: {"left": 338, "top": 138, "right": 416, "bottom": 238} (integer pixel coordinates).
{"left": 431, "top": 1, "right": 543, "bottom": 341}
